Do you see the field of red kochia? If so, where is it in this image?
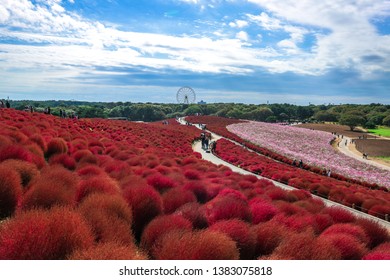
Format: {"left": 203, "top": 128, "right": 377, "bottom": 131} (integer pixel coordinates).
{"left": 0, "top": 109, "right": 389, "bottom": 260}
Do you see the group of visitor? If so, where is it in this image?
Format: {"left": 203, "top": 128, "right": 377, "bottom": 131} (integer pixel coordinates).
{"left": 0, "top": 100, "right": 10, "bottom": 108}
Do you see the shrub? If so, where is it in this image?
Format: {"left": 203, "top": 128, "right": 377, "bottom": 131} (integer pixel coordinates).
{"left": 20, "top": 166, "right": 78, "bottom": 210}
{"left": 0, "top": 165, "right": 23, "bottom": 218}
{"left": 146, "top": 174, "right": 176, "bottom": 192}
{"left": 204, "top": 196, "right": 252, "bottom": 225}
{"left": 174, "top": 202, "right": 208, "bottom": 229}
{"left": 78, "top": 208, "right": 134, "bottom": 245}
{"left": 355, "top": 218, "right": 390, "bottom": 248}
{"left": 49, "top": 154, "right": 76, "bottom": 170}
{"left": 270, "top": 230, "right": 316, "bottom": 260}
{"left": 250, "top": 201, "right": 278, "bottom": 224}
{"left": 140, "top": 214, "right": 192, "bottom": 252}
{"left": 183, "top": 181, "right": 208, "bottom": 203}
{"left": 46, "top": 138, "right": 68, "bottom": 158}
{"left": 68, "top": 242, "right": 148, "bottom": 260}
{"left": 0, "top": 207, "right": 94, "bottom": 259}
{"left": 184, "top": 169, "right": 201, "bottom": 180}
{"left": 368, "top": 205, "right": 390, "bottom": 220}
{"left": 77, "top": 165, "right": 104, "bottom": 177}
{"left": 153, "top": 230, "right": 239, "bottom": 260}
{"left": 321, "top": 224, "right": 369, "bottom": 245}
{"left": 322, "top": 206, "right": 356, "bottom": 223}
{"left": 76, "top": 175, "right": 120, "bottom": 202}
{"left": 317, "top": 233, "right": 368, "bottom": 259}
{"left": 0, "top": 144, "right": 33, "bottom": 163}
{"left": 162, "top": 188, "right": 197, "bottom": 214}
{"left": 29, "top": 133, "right": 46, "bottom": 152}
{"left": 0, "top": 159, "right": 39, "bottom": 188}
{"left": 363, "top": 243, "right": 390, "bottom": 260}
{"left": 78, "top": 193, "right": 133, "bottom": 225}
{"left": 123, "top": 184, "right": 163, "bottom": 239}
{"left": 209, "top": 219, "right": 256, "bottom": 259}
{"left": 252, "top": 220, "right": 289, "bottom": 257}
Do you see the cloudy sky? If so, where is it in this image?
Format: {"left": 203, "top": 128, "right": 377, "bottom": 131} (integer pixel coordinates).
{"left": 1, "top": 0, "right": 389, "bottom": 104}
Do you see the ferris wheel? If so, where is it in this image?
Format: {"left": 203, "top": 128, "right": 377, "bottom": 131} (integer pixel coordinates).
{"left": 176, "top": 86, "right": 196, "bottom": 104}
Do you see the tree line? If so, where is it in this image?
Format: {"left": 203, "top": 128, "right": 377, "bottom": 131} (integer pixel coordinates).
{"left": 8, "top": 100, "right": 390, "bottom": 129}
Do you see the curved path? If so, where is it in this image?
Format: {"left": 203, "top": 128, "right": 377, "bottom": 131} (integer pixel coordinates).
{"left": 179, "top": 118, "right": 390, "bottom": 229}
{"left": 336, "top": 136, "right": 390, "bottom": 171}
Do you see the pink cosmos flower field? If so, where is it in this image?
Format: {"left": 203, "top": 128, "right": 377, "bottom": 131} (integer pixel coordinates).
{"left": 227, "top": 122, "right": 390, "bottom": 189}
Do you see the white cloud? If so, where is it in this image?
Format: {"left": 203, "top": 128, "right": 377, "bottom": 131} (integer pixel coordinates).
{"left": 229, "top": 19, "right": 249, "bottom": 28}
{"left": 248, "top": 0, "right": 390, "bottom": 76}
{"left": 236, "top": 31, "right": 249, "bottom": 41}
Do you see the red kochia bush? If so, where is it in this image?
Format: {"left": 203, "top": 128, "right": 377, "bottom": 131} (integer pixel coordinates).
{"left": 183, "top": 181, "right": 208, "bottom": 203}
{"left": 204, "top": 196, "right": 252, "bottom": 225}
{"left": 162, "top": 188, "right": 197, "bottom": 214}
{"left": 0, "top": 145, "right": 33, "bottom": 163}
{"left": 363, "top": 243, "right": 390, "bottom": 260}
{"left": 209, "top": 219, "right": 256, "bottom": 259}
{"left": 76, "top": 175, "right": 120, "bottom": 202}
{"left": 322, "top": 206, "right": 356, "bottom": 223}
{"left": 0, "top": 159, "right": 39, "bottom": 187}
{"left": 0, "top": 207, "right": 94, "bottom": 259}
{"left": 175, "top": 202, "right": 208, "bottom": 229}
{"left": 253, "top": 220, "right": 289, "bottom": 257}
{"left": 0, "top": 165, "right": 23, "bottom": 218}
{"left": 268, "top": 230, "right": 316, "bottom": 260}
{"left": 140, "top": 214, "right": 192, "bottom": 252}
{"left": 355, "top": 218, "right": 390, "bottom": 248}
{"left": 146, "top": 173, "right": 176, "bottom": 192}
{"left": 68, "top": 242, "right": 148, "bottom": 260}
{"left": 123, "top": 184, "right": 163, "bottom": 239}
{"left": 46, "top": 138, "right": 68, "bottom": 158}
{"left": 321, "top": 224, "right": 369, "bottom": 245}
{"left": 250, "top": 200, "right": 278, "bottom": 224}
{"left": 21, "top": 166, "right": 79, "bottom": 210}
{"left": 49, "top": 154, "right": 76, "bottom": 170}
{"left": 317, "top": 233, "right": 368, "bottom": 259}
{"left": 153, "top": 230, "right": 239, "bottom": 260}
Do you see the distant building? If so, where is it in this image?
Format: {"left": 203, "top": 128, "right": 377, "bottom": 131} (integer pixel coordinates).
{"left": 198, "top": 100, "right": 207, "bottom": 105}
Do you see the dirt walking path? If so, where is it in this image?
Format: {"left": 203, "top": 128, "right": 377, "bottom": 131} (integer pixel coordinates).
{"left": 335, "top": 136, "right": 390, "bottom": 171}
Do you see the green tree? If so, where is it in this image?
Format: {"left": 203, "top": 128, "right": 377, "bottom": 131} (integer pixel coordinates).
{"left": 251, "top": 107, "right": 274, "bottom": 121}
{"left": 382, "top": 115, "right": 390, "bottom": 127}
{"left": 339, "top": 114, "right": 366, "bottom": 131}
{"left": 314, "top": 111, "right": 339, "bottom": 122}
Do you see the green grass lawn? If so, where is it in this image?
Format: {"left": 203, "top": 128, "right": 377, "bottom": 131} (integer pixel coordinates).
{"left": 368, "top": 126, "right": 390, "bottom": 137}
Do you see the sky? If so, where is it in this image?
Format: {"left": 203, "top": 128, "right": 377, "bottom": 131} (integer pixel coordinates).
{"left": 0, "top": 0, "right": 390, "bottom": 104}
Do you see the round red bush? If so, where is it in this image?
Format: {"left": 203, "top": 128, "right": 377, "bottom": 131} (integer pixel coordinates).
{"left": 250, "top": 201, "right": 278, "bottom": 224}
{"left": 68, "top": 242, "right": 148, "bottom": 260}
{"left": 141, "top": 214, "right": 192, "bottom": 253}
{"left": 355, "top": 218, "right": 390, "bottom": 248}
{"left": 0, "top": 165, "right": 23, "bottom": 218}
{"left": 49, "top": 154, "right": 76, "bottom": 170}
{"left": 46, "top": 138, "right": 68, "bottom": 158}
{"left": 123, "top": 184, "right": 163, "bottom": 239}
{"left": 322, "top": 206, "right": 356, "bottom": 223}
{"left": 0, "top": 207, "right": 94, "bottom": 259}
{"left": 76, "top": 175, "right": 120, "bottom": 202}
{"left": 321, "top": 224, "right": 369, "bottom": 245}
{"left": 204, "top": 196, "right": 252, "bottom": 225}
{"left": 146, "top": 173, "right": 176, "bottom": 192}
{"left": 0, "top": 159, "right": 39, "bottom": 187}
{"left": 209, "top": 219, "right": 256, "bottom": 259}
{"left": 21, "top": 166, "right": 79, "bottom": 210}
{"left": 317, "top": 233, "right": 368, "bottom": 259}
{"left": 252, "top": 220, "right": 289, "bottom": 257}
{"left": 153, "top": 229, "right": 239, "bottom": 260}
{"left": 174, "top": 202, "right": 208, "bottom": 229}
{"left": 162, "top": 188, "right": 197, "bottom": 214}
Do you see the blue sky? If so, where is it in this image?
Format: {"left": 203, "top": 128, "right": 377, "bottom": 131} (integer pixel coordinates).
{"left": 0, "top": 0, "right": 389, "bottom": 104}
